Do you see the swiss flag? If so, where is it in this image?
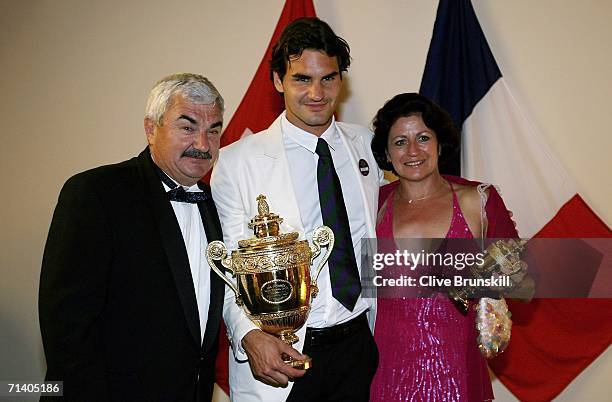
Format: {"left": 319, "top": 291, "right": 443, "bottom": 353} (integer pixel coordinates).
{"left": 213, "top": 0, "right": 317, "bottom": 395}
{"left": 220, "top": 0, "right": 316, "bottom": 147}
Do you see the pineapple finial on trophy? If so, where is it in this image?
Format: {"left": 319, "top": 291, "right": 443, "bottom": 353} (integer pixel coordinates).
{"left": 249, "top": 194, "right": 283, "bottom": 238}
{"left": 257, "top": 194, "right": 269, "bottom": 216}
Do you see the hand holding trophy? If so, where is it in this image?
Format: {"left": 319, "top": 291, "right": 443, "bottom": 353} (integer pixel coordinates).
{"left": 446, "top": 239, "right": 533, "bottom": 358}
{"left": 447, "top": 238, "right": 532, "bottom": 314}
{"left": 206, "top": 195, "right": 334, "bottom": 369}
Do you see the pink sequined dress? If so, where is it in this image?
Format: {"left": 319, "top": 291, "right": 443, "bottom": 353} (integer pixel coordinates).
{"left": 370, "top": 181, "right": 494, "bottom": 402}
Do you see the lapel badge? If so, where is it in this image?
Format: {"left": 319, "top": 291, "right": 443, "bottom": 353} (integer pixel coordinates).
{"left": 358, "top": 159, "right": 370, "bottom": 176}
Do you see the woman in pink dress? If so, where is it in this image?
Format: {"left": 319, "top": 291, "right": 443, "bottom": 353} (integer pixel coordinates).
{"left": 369, "top": 93, "right": 517, "bottom": 401}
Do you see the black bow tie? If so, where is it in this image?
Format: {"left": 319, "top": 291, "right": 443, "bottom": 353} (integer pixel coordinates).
{"left": 154, "top": 165, "right": 209, "bottom": 203}
{"left": 166, "top": 186, "right": 208, "bottom": 203}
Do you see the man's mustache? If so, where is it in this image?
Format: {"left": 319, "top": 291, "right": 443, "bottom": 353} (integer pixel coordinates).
{"left": 182, "top": 148, "right": 212, "bottom": 159}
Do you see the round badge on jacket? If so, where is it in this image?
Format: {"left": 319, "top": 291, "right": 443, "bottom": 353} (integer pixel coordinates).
{"left": 358, "top": 159, "right": 369, "bottom": 176}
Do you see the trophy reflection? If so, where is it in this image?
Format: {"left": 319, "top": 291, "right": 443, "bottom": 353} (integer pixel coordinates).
{"left": 206, "top": 195, "right": 334, "bottom": 369}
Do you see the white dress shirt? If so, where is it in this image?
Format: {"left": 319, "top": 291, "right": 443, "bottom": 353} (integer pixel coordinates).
{"left": 281, "top": 114, "right": 368, "bottom": 327}
{"left": 161, "top": 177, "right": 211, "bottom": 343}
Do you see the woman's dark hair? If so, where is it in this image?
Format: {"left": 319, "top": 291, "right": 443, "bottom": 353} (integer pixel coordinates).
{"left": 270, "top": 17, "right": 351, "bottom": 81}
{"left": 371, "top": 93, "right": 460, "bottom": 174}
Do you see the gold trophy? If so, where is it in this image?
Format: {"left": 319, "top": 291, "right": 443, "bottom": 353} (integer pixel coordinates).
{"left": 448, "top": 239, "right": 531, "bottom": 314}
{"left": 446, "top": 239, "right": 532, "bottom": 359}
{"left": 206, "top": 195, "right": 334, "bottom": 369}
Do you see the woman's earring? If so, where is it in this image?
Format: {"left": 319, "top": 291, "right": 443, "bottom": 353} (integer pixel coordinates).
{"left": 438, "top": 145, "right": 442, "bottom": 156}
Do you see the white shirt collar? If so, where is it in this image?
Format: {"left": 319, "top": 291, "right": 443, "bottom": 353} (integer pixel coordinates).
{"left": 163, "top": 179, "right": 200, "bottom": 193}
{"left": 281, "top": 112, "right": 338, "bottom": 153}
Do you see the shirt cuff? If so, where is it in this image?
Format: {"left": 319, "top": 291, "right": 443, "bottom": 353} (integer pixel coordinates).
{"left": 231, "top": 320, "right": 260, "bottom": 360}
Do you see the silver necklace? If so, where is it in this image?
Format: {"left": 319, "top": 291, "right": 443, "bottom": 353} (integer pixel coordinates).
{"left": 398, "top": 182, "right": 446, "bottom": 204}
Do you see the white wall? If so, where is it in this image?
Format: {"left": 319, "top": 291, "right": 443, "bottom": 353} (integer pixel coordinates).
{"left": 0, "top": 1, "right": 609, "bottom": 401}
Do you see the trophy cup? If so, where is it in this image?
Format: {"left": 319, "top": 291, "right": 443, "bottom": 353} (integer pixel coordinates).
{"left": 445, "top": 239, "right": 532, "bottom": 358}
{"left": 206, "top": 195, "right": 334, "bottom": 369}
{"left": 447, "top": 239, "right": 531, "bottom": 314}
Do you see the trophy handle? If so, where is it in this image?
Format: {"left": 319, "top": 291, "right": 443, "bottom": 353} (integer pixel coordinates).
{"left": 310, "top": 226, "right": 335, "bottom": 287}
{"left": 206, "top": 240, "right": 243, "bottom": 306}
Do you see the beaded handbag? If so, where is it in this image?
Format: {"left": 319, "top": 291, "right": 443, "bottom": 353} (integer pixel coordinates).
{"left": 475, "top": 297, "right": 512, "bottom": 358}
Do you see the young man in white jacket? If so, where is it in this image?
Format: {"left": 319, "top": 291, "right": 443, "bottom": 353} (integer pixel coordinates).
{"left": 212, "top": 17, "right": 384, "bottom": 402}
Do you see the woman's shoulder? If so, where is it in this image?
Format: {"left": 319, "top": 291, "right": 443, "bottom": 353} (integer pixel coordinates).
{"left": 445, "top": 176, "right": 497, "bottom": 216}
{"left": 444, "top": 175, "right": 494, "bottom": 197}
{"left": 453, "top": 182, "right": 489, "bottom": 197}
{"left": 453, "top": 184, "right": 483, "bottom": 219}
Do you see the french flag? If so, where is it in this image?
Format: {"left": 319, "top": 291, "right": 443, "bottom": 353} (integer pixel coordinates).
{"left": 419, "top": 0, "right": 611, "bottom": 400}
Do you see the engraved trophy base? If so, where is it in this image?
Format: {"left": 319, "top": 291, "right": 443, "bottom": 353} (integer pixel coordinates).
{"left": 250, "top": 308, "right": 313, "bottom": 370}
{"left": 277, "top": 330, "right": 311, "bottom": 370}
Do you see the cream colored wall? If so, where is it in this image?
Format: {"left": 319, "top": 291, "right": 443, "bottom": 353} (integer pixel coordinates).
{"left": 0, "top": 1, "right": 609, "bottom": 401}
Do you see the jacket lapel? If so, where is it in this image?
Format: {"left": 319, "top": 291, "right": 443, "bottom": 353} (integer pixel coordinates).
{"left": 335, "top": 127, "right": 380, "bottom": 330}
{"left": 136, "top": 149, "right": 201, "bottom": 347}
{"left": 259, "top": 117, "right": 304, "bottom": 234}
{"left": 336, "top": 125, "right": 377, "bottom": 237}
{"left": 196, "top": 183, "right": 225, "bottom": 353}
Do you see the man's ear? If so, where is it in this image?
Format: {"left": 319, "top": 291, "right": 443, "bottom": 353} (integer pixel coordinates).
{"left": 144, "top": 117, "right": 156, "bottom": 144}
{"left": 273, "top": 71, "right": 285, "bottom": 93}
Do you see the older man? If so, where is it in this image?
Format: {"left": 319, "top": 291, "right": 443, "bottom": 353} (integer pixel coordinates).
{"left": 39, "top": 73, "right": 225, "bottom": 402}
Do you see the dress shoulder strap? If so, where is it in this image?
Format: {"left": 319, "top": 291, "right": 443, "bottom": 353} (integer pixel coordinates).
{"left": 476, "top": 183, "right": 491, "bottom": 243}
{"left": 448, "top": 180, "right": 461, "bottom": 209}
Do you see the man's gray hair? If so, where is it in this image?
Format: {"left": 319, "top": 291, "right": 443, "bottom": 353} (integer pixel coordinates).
{"left": 145, "top": 73, "right": 224, "bottom": 125}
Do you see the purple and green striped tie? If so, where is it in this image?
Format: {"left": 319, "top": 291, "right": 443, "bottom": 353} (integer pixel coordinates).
{"left": 315, "top": 138, "right": 361, "bottom": 311}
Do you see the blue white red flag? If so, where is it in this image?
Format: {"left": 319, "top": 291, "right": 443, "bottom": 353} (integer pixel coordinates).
{"left": 420, "top": 1, "right": 611, "bottom": 400}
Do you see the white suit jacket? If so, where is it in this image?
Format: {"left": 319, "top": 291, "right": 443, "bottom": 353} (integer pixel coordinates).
{"left": 211, "top": 115, "right": 383, "bottom": 402}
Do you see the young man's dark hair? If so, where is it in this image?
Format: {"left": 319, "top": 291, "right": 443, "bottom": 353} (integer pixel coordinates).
{"left": 269, "top": 17, "right": 351, "bottom": 81}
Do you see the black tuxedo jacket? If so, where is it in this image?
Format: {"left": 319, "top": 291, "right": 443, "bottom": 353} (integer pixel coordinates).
{"left": 39, "top": 149, "right": 224, "bottom": 402}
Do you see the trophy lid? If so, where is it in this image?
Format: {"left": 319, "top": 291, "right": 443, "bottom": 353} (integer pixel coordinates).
{"left": 238, "top": 195, "right": 299, "bottom": 249}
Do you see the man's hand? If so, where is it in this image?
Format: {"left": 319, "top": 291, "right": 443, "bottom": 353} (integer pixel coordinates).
{"left": 241, "top": 329, "right": 308, "bottom": 387}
